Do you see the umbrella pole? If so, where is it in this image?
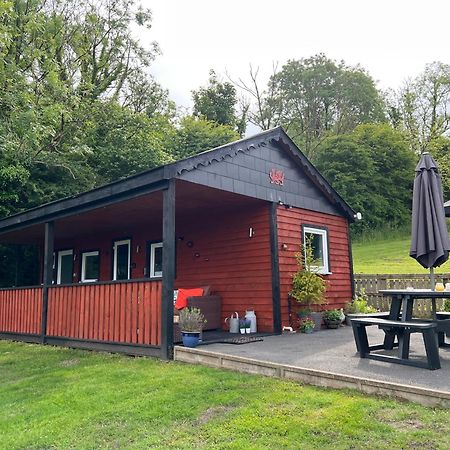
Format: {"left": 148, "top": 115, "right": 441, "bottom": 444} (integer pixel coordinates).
{"left": 430, "top": 267, "right": 435, "bottom": 290}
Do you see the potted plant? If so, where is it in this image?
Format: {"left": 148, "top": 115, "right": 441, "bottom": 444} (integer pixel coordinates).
{"left": 289, "top": 240, "right": 327, "bottom": 331}
{"left": 323, "top": 309, "right": 342, "bottom": 329}
{"left": 344, "top": 290, "right": 378, "bottom": 326}
{"left": 299, "top": 316, "right": 315, "bottom": 334}
{"left": 239, "top": 319, "right": 247, "bottom": 334}
{"left": 179, "top": 307, "right": 206, "bottom": 348}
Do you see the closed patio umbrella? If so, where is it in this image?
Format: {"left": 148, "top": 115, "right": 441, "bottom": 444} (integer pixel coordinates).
{"left": 410, "top": 152, "right": 450, "bottom": 288}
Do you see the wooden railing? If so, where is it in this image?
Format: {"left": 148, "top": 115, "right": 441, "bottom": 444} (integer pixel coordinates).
{"left": 0, "top": 287, "right": 42, "bottom": 335}
{"left": 47, "top": 280, "right": 162, "bottom": 346}
{"left": 355, "top": 273, "right": 450, "bottom": 315}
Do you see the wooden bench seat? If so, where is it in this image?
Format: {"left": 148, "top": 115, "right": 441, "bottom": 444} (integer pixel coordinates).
{"left": 351, "top": 317, "right": 440, "bottom": 370}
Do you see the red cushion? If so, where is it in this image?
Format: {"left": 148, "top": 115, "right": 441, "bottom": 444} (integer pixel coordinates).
{"left": 175, "top": 288, "right": 204, "bottom": 309}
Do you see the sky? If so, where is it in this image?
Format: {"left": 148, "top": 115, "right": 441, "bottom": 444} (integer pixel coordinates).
{"left": 141, "top": 0, "right": 450, "bottom": 110}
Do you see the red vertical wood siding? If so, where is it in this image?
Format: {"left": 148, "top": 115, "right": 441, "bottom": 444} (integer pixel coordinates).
{"left": 0, "top": 287, "right": 42, "bottom": 334}
{"left": 175, "top": 203, "right": 274, "bottom": 332}
{"left": 277, "top": 206, "right": 352, "bottom": 327}
{"left": 47, "top": 281, "right": 161, "bottom": 345}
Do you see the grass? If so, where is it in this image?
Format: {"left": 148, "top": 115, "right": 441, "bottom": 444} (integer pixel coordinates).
{"left": 352, "top": 226, "right": 450, "bottom": 274}
{"left": 1, "top": 341, "right": 450, "bottom": 449}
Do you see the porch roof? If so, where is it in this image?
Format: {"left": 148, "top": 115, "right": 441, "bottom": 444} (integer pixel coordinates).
{"left": 0, "top": 127, "right": 356, "bottom": 236}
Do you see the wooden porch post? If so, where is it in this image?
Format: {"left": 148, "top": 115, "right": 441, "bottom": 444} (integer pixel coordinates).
{"left": 269, "top": 203, "right": 282, "bottom": 334}
{"left": 41, "top": 221, "right": 54, "bottom": 343}
{"left": 161, "top": 179, "right": 175, "bottom": 360}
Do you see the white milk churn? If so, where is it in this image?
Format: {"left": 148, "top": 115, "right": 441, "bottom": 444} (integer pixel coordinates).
{"left": 245, "top": 310, "right": 257, "bottom": 333}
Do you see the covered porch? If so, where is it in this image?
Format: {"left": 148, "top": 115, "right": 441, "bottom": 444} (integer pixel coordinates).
{"left": 0, "top": 179, "right": 278, "bottom": 358}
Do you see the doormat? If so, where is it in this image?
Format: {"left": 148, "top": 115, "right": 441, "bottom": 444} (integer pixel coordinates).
{"left": 219, "top": 336, "right": 264, "bottom": 345}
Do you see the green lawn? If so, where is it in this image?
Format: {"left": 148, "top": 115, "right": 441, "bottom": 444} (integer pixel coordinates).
{"left": 352, "top": 232, "right": 450, "bottom": 274}
{"left": 1, "top": 341, "right": 450, "bottom": 449}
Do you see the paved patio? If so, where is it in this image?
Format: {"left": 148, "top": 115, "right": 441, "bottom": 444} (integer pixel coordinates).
{"left": 175, "top": 325, "right": 450, "bottom": 407}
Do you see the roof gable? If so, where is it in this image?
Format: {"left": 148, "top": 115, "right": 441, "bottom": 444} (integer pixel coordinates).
{"left": 174, "top": 127, "right": 355, "bottom": 220}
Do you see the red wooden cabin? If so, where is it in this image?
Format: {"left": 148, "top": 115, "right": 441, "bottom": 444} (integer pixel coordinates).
{"left": 0, "top": 127, "right": 356, "bottom": 358}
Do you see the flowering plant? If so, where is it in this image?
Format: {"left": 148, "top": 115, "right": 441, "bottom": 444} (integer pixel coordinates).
{"left": 300, "top": 316, "right": 315, "bottom": 333}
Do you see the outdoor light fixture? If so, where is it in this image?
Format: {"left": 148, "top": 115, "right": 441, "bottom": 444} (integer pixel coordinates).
{"left": 354, "top": 212, "right": 362, "bottom": 221}
{"left": 281, "top": 243, "right": 288, "bottom": 251}
{"left": 249, "top": 227, "right": 255, "bottom": 238}
{"left": 278, "top": 200, "right": 284, "bottom": 206}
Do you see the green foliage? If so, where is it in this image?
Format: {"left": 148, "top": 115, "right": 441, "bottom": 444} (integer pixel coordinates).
{"left": 443, "top": 299, "right": 450, "bottom": 312}
{"left": 178, "top": 307, "right": 206, "bottom": 332}
{"left": 270, "top": 54, "right": 386, "bottom": 158}
{"left": 169, "top": 116, "right": 239, "bottom": 160}
{"left": 0, "top": 0, "right": 173, "bottom": 216}
{"left": 299, "top": 316, "right": 315, "bottom": 332}
{"left": 396, "top": 62, "right": 450, "bottom": 153}
{"left": 323, "top": 309, "right": 342, "bottom": 321}
{"left": 192, "top": 70, "right": 244, "bottom": 134}
{"left": 429, "top": 136, "right": 450, "bottom": 200}
{"left": 345, "top": 290, "right": 377, "bottom": 314}
{"left": 290, "top": 240, "right": 327, "bottom": 307}
{"left": 315, "top": 123, "right": 416, "bottom": 233}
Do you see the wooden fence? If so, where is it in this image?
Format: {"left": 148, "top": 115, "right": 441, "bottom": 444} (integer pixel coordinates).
{"left": 0, "top": 287, "right": 42, "bottom": 335}
{"left": 355, "top": 273, "right": 450, "bottom": 315}
{"left": 47, "top": 280, "right": 162, "bottom": 346}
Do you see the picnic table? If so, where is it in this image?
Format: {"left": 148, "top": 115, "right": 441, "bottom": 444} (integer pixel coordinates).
{"left": 352, "top": 289, "right": 450, "bottom": 370}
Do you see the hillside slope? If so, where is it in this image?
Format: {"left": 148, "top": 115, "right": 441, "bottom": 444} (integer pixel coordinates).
{"left": 352, "top": 234, "right": 450, "bottom": 274}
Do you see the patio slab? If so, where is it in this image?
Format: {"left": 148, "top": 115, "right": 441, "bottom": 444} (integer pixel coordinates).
{"left": 174, "top": 326, "right": 450, "bottom": 407}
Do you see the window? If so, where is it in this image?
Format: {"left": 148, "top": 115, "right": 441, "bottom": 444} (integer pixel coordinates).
{"left": 303, "top": 226, "right": 330, "bottom": 275}
{"left": 57, "top": 250, "right": 73, "bottom": 284}
{"left": 81, "top": 251, "right": 100, "bottom": 282}
{"left": 113, "top": 239, "right": 130, "bottom": 281}
{"left": 149, "top": 242, "right": 163, "bottom": 278}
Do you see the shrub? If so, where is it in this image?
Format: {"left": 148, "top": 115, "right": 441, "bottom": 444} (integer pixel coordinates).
{"left": 179, "top": 307, "right": 206, "bottom": 332}
{"left": 323, "top": 309, "right": 342, "bottom": 322}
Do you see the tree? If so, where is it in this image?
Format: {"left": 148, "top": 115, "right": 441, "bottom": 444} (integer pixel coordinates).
{"left": 82, "top": 101, "right": 174, "bottom": 185}
{"left": 169, "top": 116, "right": 239, "bottom": 160}
{"left": 397, "top": 62, "right": 450, "bottom": 154}
{"left": 0, "top": 0, "right": 172, "bottom": 215}
{"left": 315, "top": 124, "right": 416, "bottom": 232}
{"left": 429, "top": 137, "right": 450, "bottom": 200}
{"left": 192, "top": 70, "right": 245, "bottom": 135}
{"left": 269, "top": 54, "right": 386, "bottom": 159}
{"left": 228, "top": 64, "right": 283, "bottom": 132}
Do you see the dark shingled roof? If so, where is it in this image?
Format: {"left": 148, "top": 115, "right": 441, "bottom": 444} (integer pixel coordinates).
{"left": 0, "top": 127, "right": 355, "bottom": 235}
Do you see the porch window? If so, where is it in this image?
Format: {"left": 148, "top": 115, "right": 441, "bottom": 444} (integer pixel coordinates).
{"left": 113, "top": 239, "right": 130, "bottom": 281}
{"left": 56, "top": 249, "right": 73, "bottom": 285}
{"left": 302, "top": 226, "right": 330, "bottom": 275}
{"left": 81, "top": 251, "right": 100, "bottom": 282}
{"left": 149, "top": 242, "right": 163, "bottom": 278}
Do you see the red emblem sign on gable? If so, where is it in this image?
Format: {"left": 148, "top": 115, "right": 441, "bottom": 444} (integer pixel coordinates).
{"left": 269, "top": 169, "right": 285, "bottom": 186}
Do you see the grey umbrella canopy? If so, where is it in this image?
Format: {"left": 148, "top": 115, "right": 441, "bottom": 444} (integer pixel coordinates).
{"left": 410, "top": 152, "right": 450, "bottom": 287}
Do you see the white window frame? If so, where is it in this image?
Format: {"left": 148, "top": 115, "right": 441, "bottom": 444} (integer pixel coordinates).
{"left": 57, "top": 249, "right": 73, "bottom": 285}
{"left": 149, "top": 242, "right": 163, "bottom": 278}
{"left": 113, "top": 239, "right": 131, "bottom": 281}
{"left": 81, "top": 251, "right": 100, "bottom": 283}
{"left": 303, "top": 226, "right": 330, "bottom": 275}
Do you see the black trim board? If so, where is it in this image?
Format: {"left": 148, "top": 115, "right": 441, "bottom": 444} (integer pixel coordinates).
{"left": 45, "top": 337, "right": 161, "bottom": 358}
{"left": 0, "top": 332, "right": 41, "bottom": 344}
{"left": 270, "top": 203, "right": 282, "bottom": 334}
{"left": 0, "top": 178, "right": 168, "bottom": 235}
{"left": 161, "top": 180, "right": 176, "bottom": 360}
